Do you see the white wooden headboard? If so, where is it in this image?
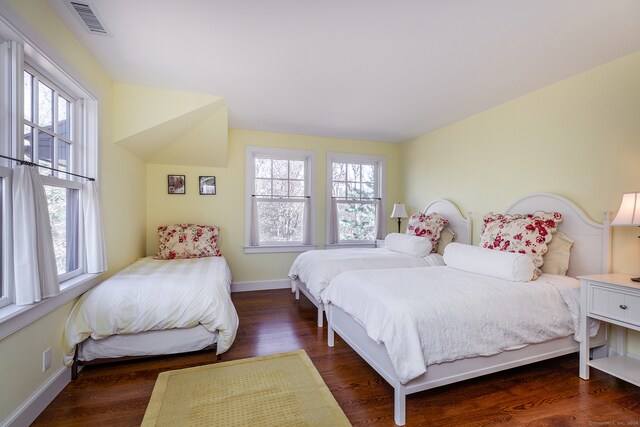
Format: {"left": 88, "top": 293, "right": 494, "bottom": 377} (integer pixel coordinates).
{"left": 424, "top": 199, "right": 473, "bottom": 245}
{"left": 505, "top": 193, "right": 611, "bottom": 277}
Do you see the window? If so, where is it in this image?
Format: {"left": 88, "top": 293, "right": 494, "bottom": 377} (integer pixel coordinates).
{"left": 245, "top": 147, "right": 316, "bottom": 253}
{"left": 23, "top": 68, "right": 82, "bottom": 280}
{"left": 0, "top": 36, "right": 99, "bottom": 310}
{"left": 327, "top": 153, "right": 385, "bottom": 244}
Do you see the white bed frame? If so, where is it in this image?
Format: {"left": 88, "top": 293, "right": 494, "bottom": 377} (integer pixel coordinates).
{"left": 294, "top": 199, "right": 473, "bottom": 327}
{"left": 327, "top": 193, "right": 611, "bottom": 425}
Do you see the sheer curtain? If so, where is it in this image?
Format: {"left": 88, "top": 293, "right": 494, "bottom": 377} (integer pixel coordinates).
{"left": 13, "top": 165, "right": 59, "bottom": 305}
{"left": 375, "top": 198, "right": 384, "bottom": 240}
{"left": 82, "top": 180, "right": 107, "bottom": 273}
{"left": 328, "top": 197, "right": 339, "bottom": 244}
{"left": 302, "top": 198, "right": 312, "bottom": 245}
{"left": 249, "top": 196, "right": 260, "bottom": 246}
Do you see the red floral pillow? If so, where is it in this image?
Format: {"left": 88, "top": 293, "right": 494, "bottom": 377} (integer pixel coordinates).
{"left": 479, "top": 211, "right": 563, "bottom": 278}
{"left": 155, "top": 224, "right": 221, "bottom": 260}
{"left": 405, "top": 212, "right": 449, "bottom": 253}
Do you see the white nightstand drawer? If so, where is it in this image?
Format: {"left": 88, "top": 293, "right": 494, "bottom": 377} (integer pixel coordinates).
{"left": 589, "top": 285, "right": 640, "bottom": 325}
{"left": 579, "top": 274, "right": 640, "bottom": 387}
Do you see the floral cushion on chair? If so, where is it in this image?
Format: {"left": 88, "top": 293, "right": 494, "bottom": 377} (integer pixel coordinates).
{"left": 155, "top": 224, "right": 221, "bottom": 260}
{"left": 479, "top": 211, "right": 563, "bottom": 278}
{"left": 405, "top": 212, "right": 449, "bottom": 253}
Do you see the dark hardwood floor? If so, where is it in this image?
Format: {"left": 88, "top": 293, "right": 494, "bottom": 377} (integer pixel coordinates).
{"left": 34, "top": 289, "right": 640, "bottom": 426}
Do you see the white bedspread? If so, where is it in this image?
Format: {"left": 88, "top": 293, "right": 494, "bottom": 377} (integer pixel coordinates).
{"left": 64, "top": 256, "right": 238, "bottom": 366}
{"left": 288, "top": 248, "right": 444, "bottom": 302}
{"left": 324, "top": 266, "right": 594, "bottom": 385}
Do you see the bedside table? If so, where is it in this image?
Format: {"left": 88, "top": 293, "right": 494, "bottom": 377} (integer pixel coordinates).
{"left": 579, "top": 274, "right": 640, "bottom": 386}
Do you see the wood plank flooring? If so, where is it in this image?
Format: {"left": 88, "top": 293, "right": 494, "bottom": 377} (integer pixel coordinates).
{"left": 34, "top": 289, "right": 640, "bottom": 426}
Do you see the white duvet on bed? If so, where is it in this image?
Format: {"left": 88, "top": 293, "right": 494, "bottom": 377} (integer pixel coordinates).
{"left": 63, "top": 256, "right": 238, "bottom": 366}
{"left": 288, "top": 248, "right": 444, "bottom": 302}
{"left": 324, "top": 266, "right": 596, "bottom": 385}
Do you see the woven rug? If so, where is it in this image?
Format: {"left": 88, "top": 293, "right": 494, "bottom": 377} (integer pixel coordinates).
{"left": 141, "top": 349, "right": 351, "bottom": 426}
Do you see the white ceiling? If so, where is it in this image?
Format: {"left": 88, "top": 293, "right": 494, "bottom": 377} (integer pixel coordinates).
{"left": 46, "top": 0, "right": 640, "bottom": 142}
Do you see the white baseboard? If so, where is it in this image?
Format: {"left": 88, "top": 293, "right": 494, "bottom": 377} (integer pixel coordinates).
{"left": 231, "top": 279, "right": 291, "bottom": 293}
{"left": 2, "top": 367, "right": 70, "bottom": 427}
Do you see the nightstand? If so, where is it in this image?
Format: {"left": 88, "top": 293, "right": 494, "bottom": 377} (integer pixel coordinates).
{"left": 579, "top": 274, "right": 640, "bottom": 386}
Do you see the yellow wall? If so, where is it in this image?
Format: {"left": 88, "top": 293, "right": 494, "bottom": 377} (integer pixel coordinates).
{"left": 401, "top": 50, "right": 640, "bottom": 353}
{"left": 147, "top": 129, "right": 403, "bottom": 282}
{"left": 0, "top": 0, "right": 147, "bottom": 421}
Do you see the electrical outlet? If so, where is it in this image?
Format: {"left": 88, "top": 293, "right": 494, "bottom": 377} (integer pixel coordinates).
{"left": 42, "top": 348, "right": 52, "bottom": 372}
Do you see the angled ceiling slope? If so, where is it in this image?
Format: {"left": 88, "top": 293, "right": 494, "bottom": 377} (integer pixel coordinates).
{"left": 113, "top": 83, "right": 228, "bottom": 167}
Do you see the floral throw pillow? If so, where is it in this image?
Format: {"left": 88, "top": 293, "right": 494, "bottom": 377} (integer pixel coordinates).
{"left": 155, "top": 224, "right": 221, "bottom": 260}
{"left": 405, "top": 212, "right": 449, "bottom": 253}
{"left": 479, "top": 211, "right": 563, "bottom": 278}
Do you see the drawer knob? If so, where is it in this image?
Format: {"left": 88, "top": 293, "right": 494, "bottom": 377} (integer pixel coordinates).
{"left": 620, "top": 304, "right": 628, "bottom": 310}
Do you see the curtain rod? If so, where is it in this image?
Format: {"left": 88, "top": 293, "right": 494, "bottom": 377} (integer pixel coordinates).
{"left": 252, "top": 194, "right": 310, "bottom": 199}
{"left": 332, "top": 196, "right": 381, "bottom": 200}
{"left": 0, "top": 154, "right": 95, "bottom": 181}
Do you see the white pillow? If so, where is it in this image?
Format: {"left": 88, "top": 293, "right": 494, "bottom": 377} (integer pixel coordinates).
{"left": 385, "top": 233, "right": 433, "bottom": 257}
{"left": 443, "top": 242, "right": 535, "bottom": 282}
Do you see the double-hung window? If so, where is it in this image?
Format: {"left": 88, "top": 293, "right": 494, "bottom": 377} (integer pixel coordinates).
{"left": 0, "top": 34, "right": 99, "bottom": 311}
{"left": 245, "top": 147, "right": 316, "bottom": 253}
{"left": 327, "top": 153, "right": 386, "bottom": 245}
{"left": 23, "top": 68, "right": 82, "bottom": 280}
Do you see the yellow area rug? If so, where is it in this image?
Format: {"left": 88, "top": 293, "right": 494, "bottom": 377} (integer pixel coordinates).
{"left": 141, "top": 350, "right": 351, "bottom": 426}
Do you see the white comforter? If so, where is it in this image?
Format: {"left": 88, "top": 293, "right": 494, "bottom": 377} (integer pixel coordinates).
{"left": 324, "top": 266, "right": 595, "bottom": 385}
{"left": 64, "top": 256, "right": 238, "bottom": 366}
{"left": 288, "top": 248, "right": 444, "bottom": 302}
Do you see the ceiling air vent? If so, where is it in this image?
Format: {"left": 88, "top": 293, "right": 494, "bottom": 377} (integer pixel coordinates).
{"left": 67, "top": 1, "right": 111, "bottom": 36}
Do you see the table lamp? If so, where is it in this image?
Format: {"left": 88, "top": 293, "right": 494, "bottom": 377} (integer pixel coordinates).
{"left": 390, "top": 203, "right": 408, "bottom": 233}
{"left": 611, "top": 191, "right": 640, "bottom": 282}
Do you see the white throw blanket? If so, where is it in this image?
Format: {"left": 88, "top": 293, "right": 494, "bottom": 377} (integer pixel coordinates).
{"left": 324, "top": 266, "right": 594, "bottom": 385}
{"left": 288, "top": 248, "right": 444, "bottom": 302}
{"left": 64, "top": 256, "right": 238, "bottom": 366}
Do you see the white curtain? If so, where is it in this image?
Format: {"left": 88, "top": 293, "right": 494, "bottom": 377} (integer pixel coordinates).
{"left": 328, "top": 197, "right": 340, "bottom": 244}
{"left": 375, "top": 198, "right": 384, "bottom": 240}
{"left": 13, "top": 165, "right": 59, "bottom": 305}
{"left": 82, "top": 180, "right": 107, "bottom": 273}
{"left": 302, "top": 198, "right": 312, "bottom": 245}
{"left": 250, "top": 196, "right": 260, "bottom": 246}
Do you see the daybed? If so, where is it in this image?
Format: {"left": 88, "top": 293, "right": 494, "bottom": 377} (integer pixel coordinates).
{"left": 64, "top": 224, "right": 239, "bottom": 379}
{"left": 325, "top": 193, "right": 610, "bottom": 425}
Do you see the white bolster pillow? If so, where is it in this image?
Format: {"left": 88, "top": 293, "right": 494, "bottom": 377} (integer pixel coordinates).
{"left": 385, "top": 233, "right": 433, "bottom": 257}
{"left": 443, "top": 243, "right": 535, "bottom": 282}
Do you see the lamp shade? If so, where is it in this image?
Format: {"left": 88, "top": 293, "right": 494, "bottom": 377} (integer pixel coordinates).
{"left": 611, "top": 192, "right": 640, "bottom": 226}
{"left": 390, "top": 203, "right": 408, "bottom": 219}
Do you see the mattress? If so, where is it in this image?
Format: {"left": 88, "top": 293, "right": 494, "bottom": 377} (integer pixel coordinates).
{"left": 64, "top": 256, "right": 238, "bottom": 366}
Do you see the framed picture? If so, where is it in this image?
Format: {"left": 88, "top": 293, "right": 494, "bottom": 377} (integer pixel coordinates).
{"left": 199, "top": 176, "right": 216, "bottom": 195}
{"left": 168, "top": 175, "right": 185, "bottom": 194}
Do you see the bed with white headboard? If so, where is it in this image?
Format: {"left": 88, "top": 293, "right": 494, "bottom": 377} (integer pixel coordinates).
{"left": 326, "top": 193, "right": 610, "bottom": 425}
{"left": 289, "top": 199, "right": 472, "bottom": 327}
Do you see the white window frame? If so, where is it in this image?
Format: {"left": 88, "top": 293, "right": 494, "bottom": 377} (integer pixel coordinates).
{"left": 326, "top": 152, "right": 386, "bottom": 247}
{"left": 0, "top": 6, "right": 102, "bottom": 335}
{"left": 244, "top": 146, "right": 316, "bottom": 254}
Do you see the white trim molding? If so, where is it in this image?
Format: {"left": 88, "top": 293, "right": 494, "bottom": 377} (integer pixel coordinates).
{"left": 231, "top": 279, "right": 291, "bottom": 293}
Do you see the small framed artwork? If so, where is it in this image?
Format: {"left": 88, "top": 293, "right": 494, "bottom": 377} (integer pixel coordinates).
{"left": 167, "top": 175, "right": 185, "bottom": 194}
{"left": 199, "top": 176, "right": 216, "bottom": 195}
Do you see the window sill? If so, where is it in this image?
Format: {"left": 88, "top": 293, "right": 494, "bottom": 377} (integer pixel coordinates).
{"left": 0, "top": 273, "right": 102, "bottom": 341}
{"left": 244, "top": 244, "right": 318, "bottom": 254}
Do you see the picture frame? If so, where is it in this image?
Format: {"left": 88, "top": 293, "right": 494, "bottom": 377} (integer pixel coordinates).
{"left": 199, "top": 176, "right": 216, "bottom": 195}
{"left": 167, "top": 175, "right": 186, "bottom": 194}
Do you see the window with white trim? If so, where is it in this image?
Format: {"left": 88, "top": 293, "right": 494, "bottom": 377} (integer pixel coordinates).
{"left": 0, "top": 36, "right": 98, "bottom": 309}
{"left": 245, "top": 147, "right": 316, "bottom": 253}
{"left": 327, "top": 153, "right": 385, "bottom": 244}
{"left": 23, "top": 68, "right": 82, "bottom": 280}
